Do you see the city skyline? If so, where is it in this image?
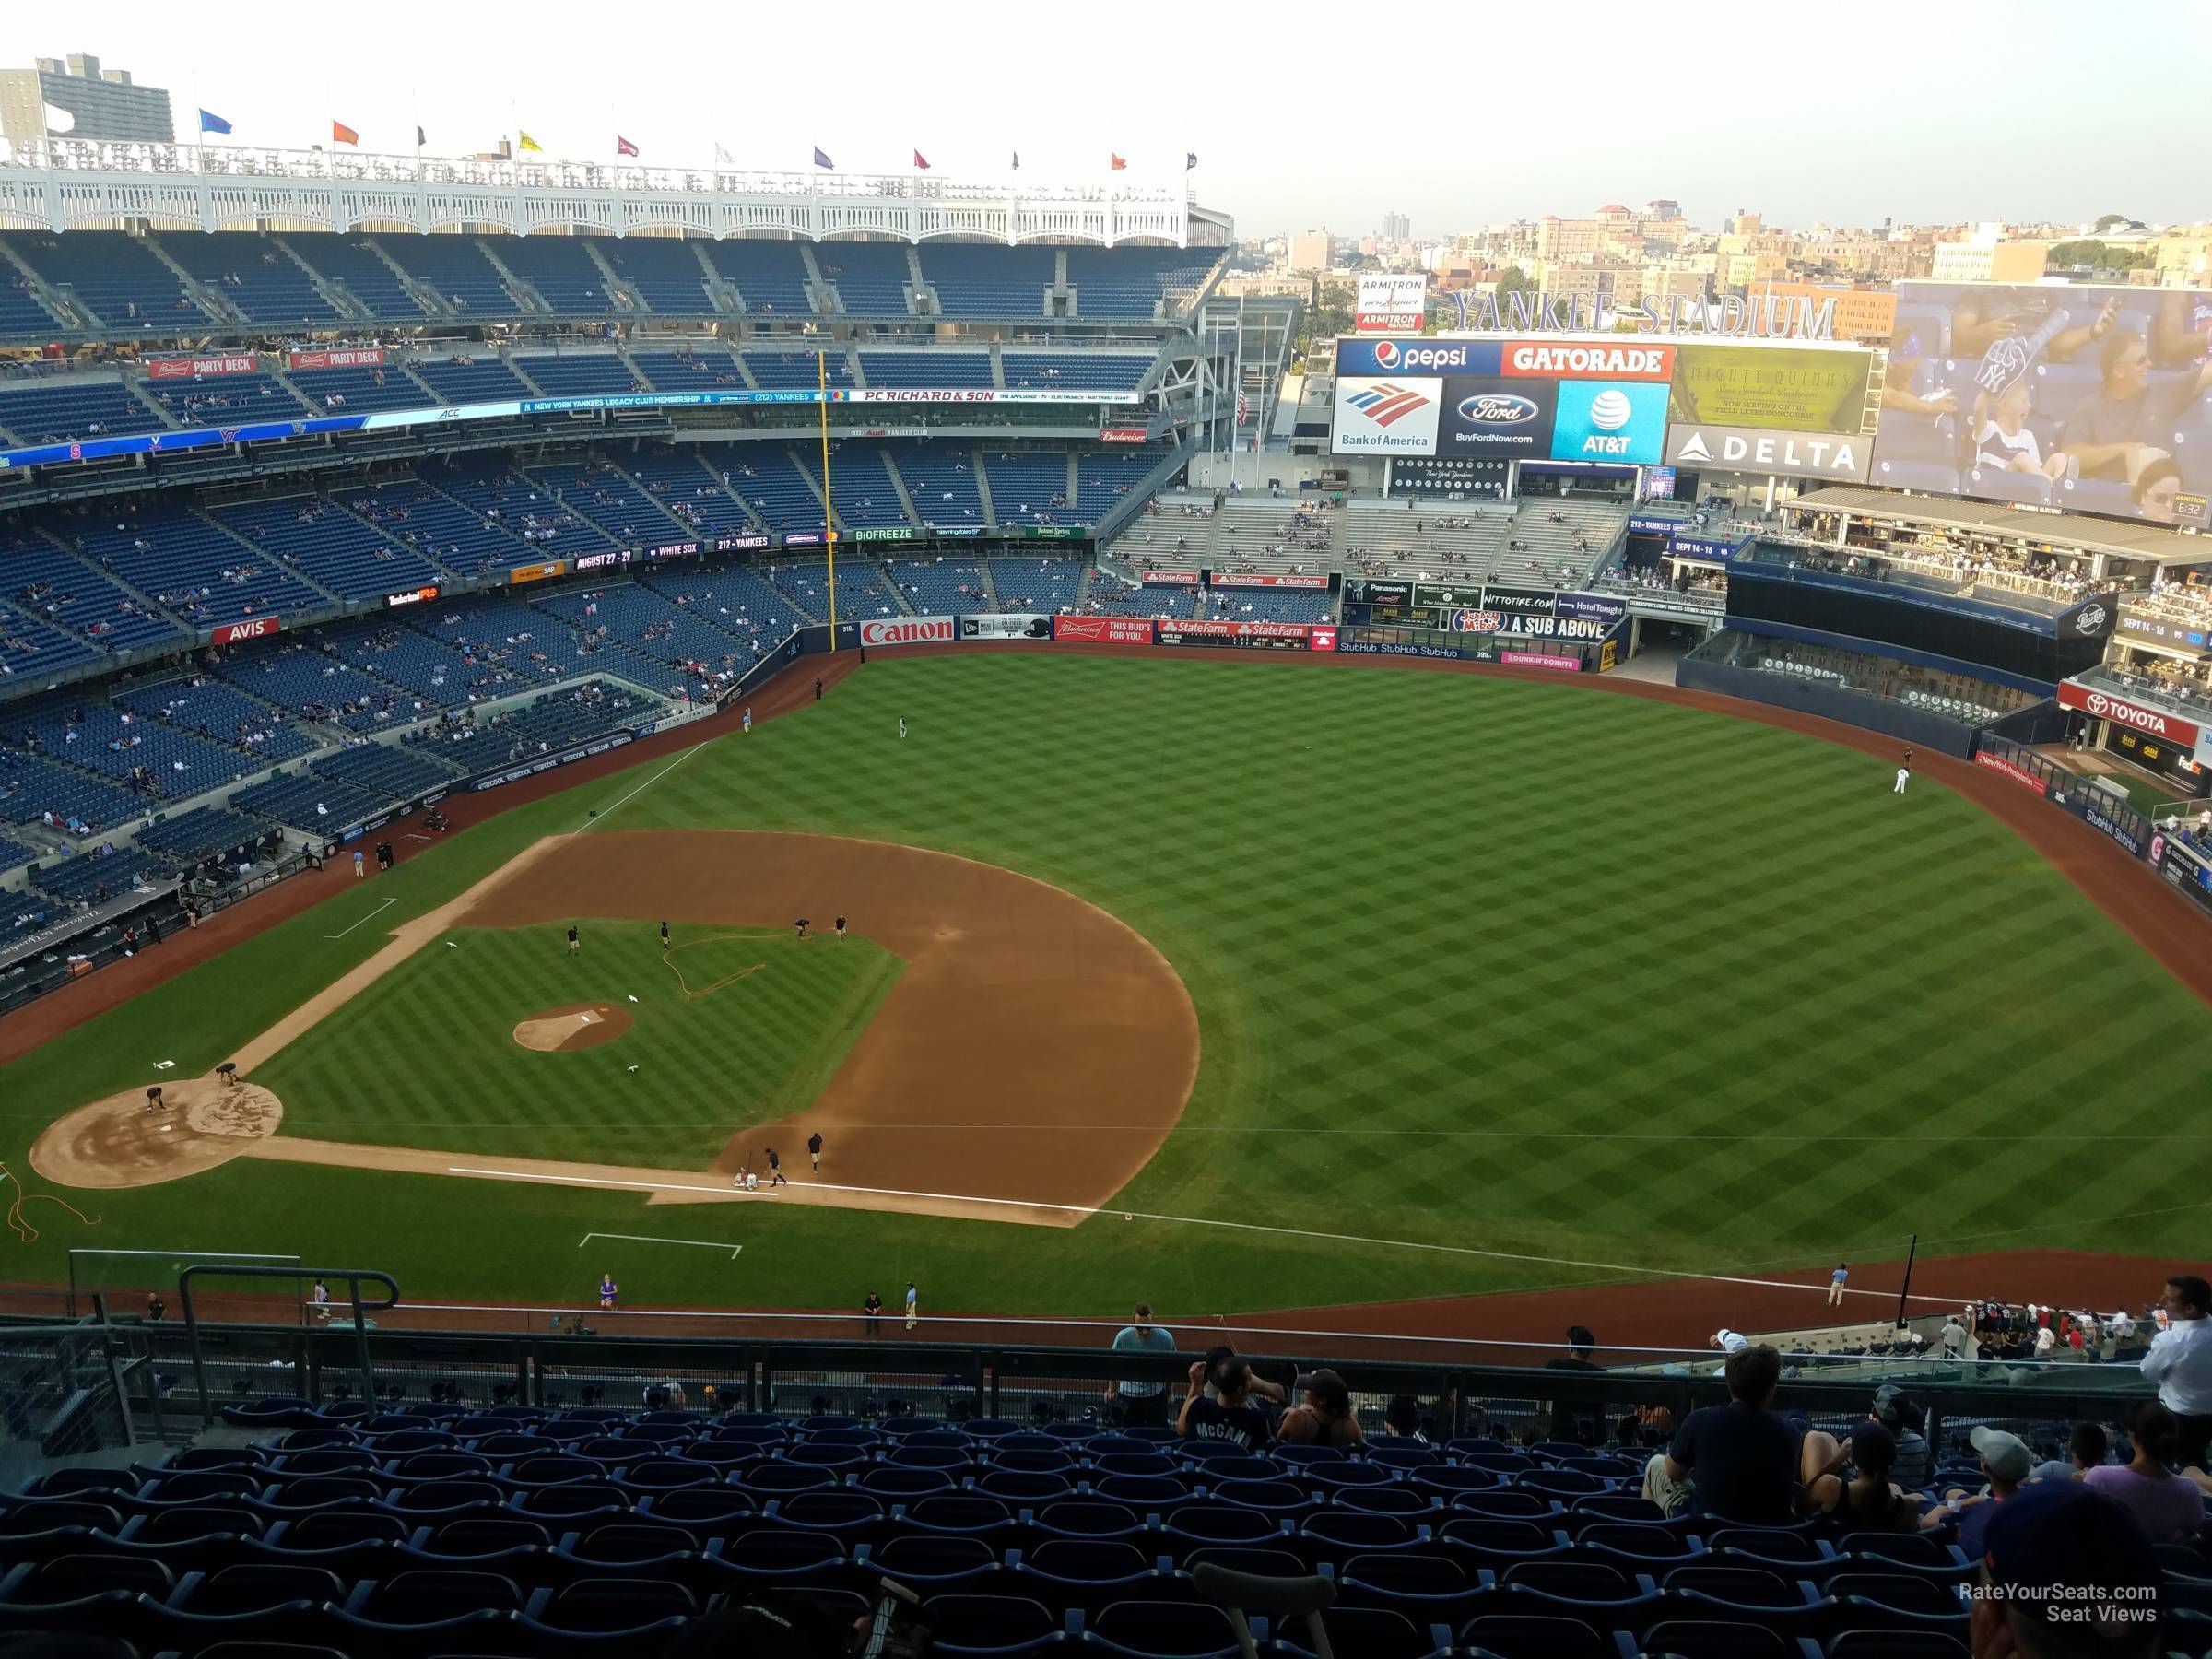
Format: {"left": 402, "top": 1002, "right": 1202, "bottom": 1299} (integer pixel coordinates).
{"left": 6, "top": 2, "right": 2203, "bottom": 234}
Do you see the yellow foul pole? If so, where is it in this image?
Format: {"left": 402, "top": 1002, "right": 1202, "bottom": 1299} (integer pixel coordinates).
{"left": 818, "top": 348, "right": 837, "bottom": 645}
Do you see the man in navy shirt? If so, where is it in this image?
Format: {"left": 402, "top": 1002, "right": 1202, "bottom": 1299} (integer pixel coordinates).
{"left": 1647, "top": 1344, "right": 1800, "bottom": 1522}
{"left": 1178, "top": 1354, "right": 1269, "bottom": 1451}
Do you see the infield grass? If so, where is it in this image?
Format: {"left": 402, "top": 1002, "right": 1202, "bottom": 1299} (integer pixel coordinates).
{"left": 1, "top": 652, "right": 2206, "bottom": 1317}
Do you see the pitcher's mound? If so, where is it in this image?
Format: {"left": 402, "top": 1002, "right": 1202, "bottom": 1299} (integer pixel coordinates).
{"left": 514, "top": 1003, "right": 631, "bottom": 1052}
{"left": 31, "top": 1078, "right": 284, "bottom": 1190}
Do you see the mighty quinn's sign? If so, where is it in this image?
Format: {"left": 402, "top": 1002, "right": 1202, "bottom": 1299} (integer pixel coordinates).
{"left": 1447, "top": 288, "right": 1838, "bottom": 341}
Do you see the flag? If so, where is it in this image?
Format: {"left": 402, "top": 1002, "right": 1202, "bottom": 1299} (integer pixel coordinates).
{"left": 1011, "top": 150, "right": 1019, "bottom": 170}
{"left": 912, "top": 149, "right": 930, "bottom": 171}
{"left": 812, "top": 146, "right": 833, "bottom": 169}
{"left": 616, "top": 135, "right": 639, "bottom": 157}
{"left": 415, "top": 124, "right": 427, "bottom": 147}
{"left": 518, "top": 130, "right": 543, "bottom": 153}
{"left": 713, "top": 142, "right": 733, "bottom": 164}
{"left": 333, "top": 121, "right": 359, "bottom": 147}
{"left": 198, "top": 110, "right": 231, "bottom": 135}
{"left": 1110, "top": 153, "right": 1126, "bottom": 171}
{"left": 1186, "top": 151, "right": 1198, "bottom": 171}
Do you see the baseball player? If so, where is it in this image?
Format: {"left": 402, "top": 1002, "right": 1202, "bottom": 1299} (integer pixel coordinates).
{"left": 834, "top": 914, "right": 847, "bottom": 943}
{"left": 807, "top": 1131, "right": 824, "bottom": 1173}
{"left": 567, "top": 924, "right": 581, "bottom": 956}
{"left": 743, "top": 705, "right": 753, "bottom": 734}
{"left": 765, "top": 1147, "right": 787, "bottom": 1187}
{"left": 794, "top": 917, "right": 810, "bottom": 941}
{"left": 660, "top": 921, "right": 670, "bottom": 952}
{"left": 1894, "top": 764, "right": 1911, "bottom": 795}
{"left": 898, "top": 716, "right": 907, "bottom": 739}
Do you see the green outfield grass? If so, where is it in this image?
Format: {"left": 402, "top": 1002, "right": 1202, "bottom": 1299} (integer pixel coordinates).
{"left": 257, "top": 922, "right": 901, "bottom": 1164}
{"left": 1, "top": 652, "right": 2207, "bottom": 1319}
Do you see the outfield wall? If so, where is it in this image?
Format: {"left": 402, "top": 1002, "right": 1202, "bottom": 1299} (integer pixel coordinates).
{"left": 1676, "top": 651, "right": 1981, "bottom": 759}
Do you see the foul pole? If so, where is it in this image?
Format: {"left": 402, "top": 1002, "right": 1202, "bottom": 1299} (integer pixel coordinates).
{"left": 819, "top": 348, "right": 838, "bottom": 645}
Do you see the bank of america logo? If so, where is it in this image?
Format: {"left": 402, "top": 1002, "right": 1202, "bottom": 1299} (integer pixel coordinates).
{"left": 1347, "top": 382, "right": 1430, "bottom": 427}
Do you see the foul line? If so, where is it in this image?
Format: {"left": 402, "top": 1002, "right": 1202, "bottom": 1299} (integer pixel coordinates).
{"left": 579, "top": 1230, "right": 742, "bottom": 1260}
{"left": 323, "top": 897, "right": 396, "bottom": 940}
{"left": 452, "top": 1166, "right": 1949, "bottom": 1307}
{"left": 582, "top": 741, "right": 709, "bottom": 831}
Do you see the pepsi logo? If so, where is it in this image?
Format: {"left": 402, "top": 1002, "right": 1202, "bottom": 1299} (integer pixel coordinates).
{"left": 1373, "top": 341, "right": 1400, "bottom": 369}
{"left": 1459, "top": 394, "right": 1537, "bottom": 425}
{"left": 1589, "top": 389, "right": 1633, "bottom": 431}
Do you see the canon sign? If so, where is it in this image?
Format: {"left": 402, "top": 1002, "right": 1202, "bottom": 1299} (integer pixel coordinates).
{"left": 860, "top": 616, "right": 955, "bottom": 646}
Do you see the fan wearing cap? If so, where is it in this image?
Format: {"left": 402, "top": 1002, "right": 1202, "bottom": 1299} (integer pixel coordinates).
{"left": 1937, "top": 1426, "right": 2039, "bottom": 1557}
{"left": 1277, "top": 1368, "right": 1364, "bottom": 1449}
{"left": 1970, "top": 1481, "right": 2165, "bottom": 1659}
{"left": 1870, "top": 1383, "right": 1933, "bottom": 1491}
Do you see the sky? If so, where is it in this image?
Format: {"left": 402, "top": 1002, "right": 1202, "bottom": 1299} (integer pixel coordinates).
{"left": 14, "top": 1, "right": 2207, "bottom": 239}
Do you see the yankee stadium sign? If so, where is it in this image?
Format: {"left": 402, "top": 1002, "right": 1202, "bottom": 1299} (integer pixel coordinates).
{"left": 1448, "top": 288, "right": 1839, "bottom": 341}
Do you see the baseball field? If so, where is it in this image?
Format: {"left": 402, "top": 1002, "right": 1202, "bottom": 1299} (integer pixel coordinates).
{"left": 4, "top": 648, "right": 2209, "bottom": 1326}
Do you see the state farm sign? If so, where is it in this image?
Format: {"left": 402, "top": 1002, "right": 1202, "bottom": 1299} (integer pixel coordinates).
{"left": 860, "top": 616, "right": 954, "bottom": 646}
{"left": 2057, "top": 680, "right": 2201, "bottom": 749}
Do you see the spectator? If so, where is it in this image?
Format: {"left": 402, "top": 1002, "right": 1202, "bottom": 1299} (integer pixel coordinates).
{"left": 2030, "top": 1421, "right": 2112, "bottom": 1485}
{"left": 2084, "top": 1400, "right": 2207, "bottom": 1542}
{"left": 2141, "top": 1272, "right": 2212, "bottom": 1469}
{"left": 1544, "top": 1324, "right": 1606, "bottom": 1444}
{"left": 1178, "top": 1354, "right": 1269, "bottom": 1451}
{"left": 1869, "top": 1384, "right": 1933, "bottom": 1492}
{"left": 1277, "top": 1368, "right": 1364, "bottom": 1449}
{"left": 1645, "top": 1344, "right": 1798, "bottom": 1522}
{"left": 1804, "top": 1419, "right": 1926, "bottom": 1530}
{"left": 1382, "top": 1395, "right": 1429, "bottom": 1444}
{"left": 1938, "top": 1426, "right": 2036, "bottom": 1556}
{"left": 1940, "top": 1312, "right": 1971, "bottom": 1359}
{"left": 2059, "top": 331, "right": 2212, "bottom": 486}
{"left": 1101, "top": 1301, "right": 1176, "bottom": 1428}
{"left": 1970, "top": 1482, "right": 2165, "bottom": 1659}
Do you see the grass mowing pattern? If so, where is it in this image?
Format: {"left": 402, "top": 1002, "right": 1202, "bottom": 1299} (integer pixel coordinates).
{"left": 0, "top": 652, "right": 2205, "bottom": 1317}
{"left": 258, "top": 922, "right": 900, "bottom": 1164}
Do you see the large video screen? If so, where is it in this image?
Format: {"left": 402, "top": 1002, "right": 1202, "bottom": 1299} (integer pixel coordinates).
{"left": 1331, "top": 336, "right": 1669, "bottom": 463}
{"left": 1872, "top": 281, "right": 2212, "bottom": 529}
{"left": 1667, "top": 343, "right": 1877, "bottom": 435}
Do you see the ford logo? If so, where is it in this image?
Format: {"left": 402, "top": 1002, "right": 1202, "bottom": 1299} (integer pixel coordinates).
{"left": 1459, "top": 394, "right": 1537, "bottom": 425}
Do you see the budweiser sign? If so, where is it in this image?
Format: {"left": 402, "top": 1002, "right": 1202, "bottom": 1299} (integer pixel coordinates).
{"left": 288, "top": 347, "right": 386, "bottom": 370}
{"left": 148, "top": 353, "right": 257, "bottom": 381}
{"left": 209, "top": 616, "right": 281, "bottom": 645}
{"left": 1099, "top": 427, "right": 1150, "bottom": 444}
{"left": 860, "top": 616, "right": 954, "bottom": 646}
{"left": 2057, "top": 680, "right": 2202, "bottom": 748}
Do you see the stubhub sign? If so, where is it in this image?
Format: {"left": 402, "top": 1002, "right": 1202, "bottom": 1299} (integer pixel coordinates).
{"left": 1335, "top": 336, "right": 1502, "bottom": 378}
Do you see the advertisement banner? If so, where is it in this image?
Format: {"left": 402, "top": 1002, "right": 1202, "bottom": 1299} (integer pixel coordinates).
{"left": 1099, "top": 427, "right": 1150, "bottom": 443}
{"left": 782, "top": 531, "right": 826, "bottom": 547}
{"left": 1629, "top": 513, "right": 1680, "bottom": 535}
{"left": 1438, "top": 374, "right": 1557, "bottom": 454}
{"left": 1549, "top": 378, "right": 1668, "bottom": 464}
{"left": 1494, "top": 612, "right": 1612, "bottom": 641}
{"left": 209, "top": 616, "right": 281, "bottom": 645}
{"left": 714, "top": 532, "right": 772, "bottom": 552}
{"left": 1338, "top": 633, "right": 1470, "bottom": 660}
{"left": 384, "top": 584, "right": 440, "bottom": 608}
{"left": 1500, "top": 649, "right": 1583, "bottom": 671}
{"left": 1360, "top": 604, "right": 1444, "bottom": 628}
{"left": 2059, "top": 594, "right": 2116, "bottom": 642}
{"left": 1332, "top": 376, "right": 1442, "bottom": 456}
{"left": 1343, "top": 578, "right": 1415, "bottom": 606}
{"left": 1157, "top": 618, "right": 1315, "bottom": 650}
{"left": 1666, "top": 343, "right": 1878, "bottom": 435}
{"left": 860, "top": 616, "right": 955, "bottom": 646}
{"left": 2152, "top": 833, "right": 2212, "bottom": 918}
{"left": 2117, "top": 610, "right": 2212, "bottom": 656}
{"left": 1355, "top": 275, "right": 1430, "bottom": 335}
{"left": 508, "top": 560, "right": 566, "bottom": 585}
{"left": 1054, "top": 615, "right": 1154, "bottom": 643}
{"left": 1208, "top": 572, "right": 1330, "bottom": 590}
{"left": 1450, "top": 608, "right": 1504, "bottom": 633}
{"left": 854, "top": 527, "right": 916, "bottom": 543}
{"left": 1141, "top": 570, "right": 1203, "bottom": 586}
{"left": 1975, "top": 749, "right": 2051, "bottom": 797}
{"left": 1309, "top": 625, "right": 1338, "bottom": 651}
{"left": 847, "top": 388, "right": 1133, "bottom": 405}
{"left": 148, "top": 353, "right": 257, "bottom": 380}
{"left": 1411, "top": 580, "right": 1488, "bottom": 609}
{"left": 1501, "top": 340, "right": 1675, "bottom": 382}
{"left": 2055, "top": 679, "right": 2203, "bottom": 751}
{"left": 2109, "top": 724, "right": 2209, "bottom": 791}
{"left": 1335, "top": 337, "right": 1500, "bottom": 379}
{"left": 643, "top": 540, "right": 701, "bottom": 560}
{"left": 287, "top": 347, "right": 385, "bottom": 370}
{"left": 1482, "top": 586, "right": 1559, "bottom": 617}
{"left": 1875, "top": 280, "right": 2212, "bottom": 528}
{"left": 1555, "top": 592, "right": 1630, "bottom": 626}
{"left": 959, "top": 613, "right": 1051, "bottom": 640}
{"left": 1665, "top": 423, "right": 1873, "bottom": 483}
{"left": 573, "top": 548, "right": 633, "bottom": 571}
